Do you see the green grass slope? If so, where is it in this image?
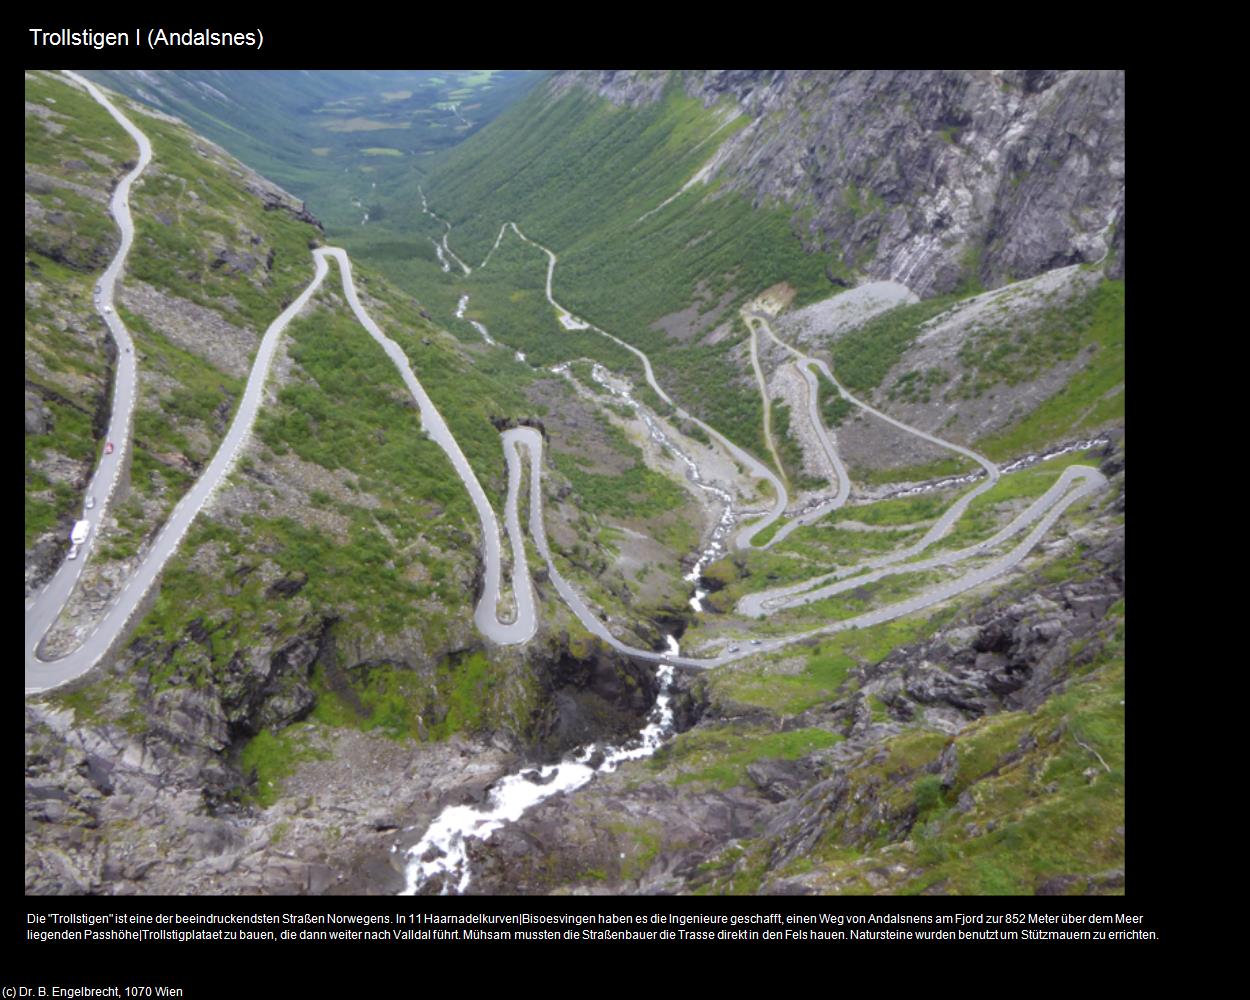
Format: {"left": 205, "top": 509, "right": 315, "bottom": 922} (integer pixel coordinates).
{"left": 25, "top": 71, "right": 134, "bottom": 555}
{"left": 403, "top": 78, "right": 839, "bottom": 461}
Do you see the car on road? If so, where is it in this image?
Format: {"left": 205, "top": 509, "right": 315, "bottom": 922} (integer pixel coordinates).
{"left": 104, "top": 442, "right": 114, "bottom": 455}
{"left": 67, "top": 544, "right": 80, "bottom": 561}
{"left": 103, "top": 305, "right": 112, "bottom": 314}
{"left": 728, "top": 645, "right": 740, "bottom": 653}
{"left": 71, "top": 520, "right": 91, "bottom": 545}
{"left": 85, "top": 495, "right": 95, "bottom": 510}
{"left": 750, "top": 639, "right": 762, "bottom": 645}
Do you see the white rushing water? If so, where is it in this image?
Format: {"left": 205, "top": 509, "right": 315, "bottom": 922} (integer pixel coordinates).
{"left": 880, "top": 437, "right": 1110, "bottom": 501}
{"left": 999, "top": 437, "right": 1109, "bottom": 475}
{"left": 455, "top": 294, "right": 498, "bottom": 346}
{"left": 399, "top": 360, "right": 721, "bottom": 894}
{"left": 400, "top": 653, "right": 678, "bottom": 895}
{"left": 586, "top": 363, "right": 738, "bottom": 613}
{"left": 431, "top": 238, "right": 451, "bottom": 273}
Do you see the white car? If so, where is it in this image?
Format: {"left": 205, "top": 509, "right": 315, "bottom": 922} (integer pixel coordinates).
{"left": 85, "top": 495, "right": 95, "bottom": 510}
{"left": 67, "top": 544, "right": 80, "bottom": 561}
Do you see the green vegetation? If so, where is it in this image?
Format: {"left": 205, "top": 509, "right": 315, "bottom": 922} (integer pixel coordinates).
{"left": 820, "top": 382, "right": 853, "bottom": 426}
{"left": 238, "top": 726, "right": 330, "bottom": 807}
{"left": 97, "top": 497, "right": 148, "bottom": 561}
{"left": 50, "top": 677, "right": 147, "bottom": 736}
{"left": 26, "top": 72, "right": 136, "bottom": 173}
{"left": 887, "top": 366, "right": 950, "bottom": 405}
{"left": 688, "top": 535, "right": 1124, "bottom": 894}
{"left": 126, "top": 111, "right": 319, "bottom": 336}
{"left": 770, "top": 398, "right": 827, "bottom": 491}
{"left": 25, "top": 72, "right": 132, "bottom": 549}
{"left": 402, "top": 80, "right": 840, "bottom": 462}
{"left": 553, "top": 452, "right": 689, "bottom": 520}
{"left": 706, "top": 616, "right": 939, "bottom": 716}
{"left": 90, "top": 70, "right": 542, "bottom": 238}
{"left": 549, "top": 414, "right": 689, "bottom": 522}
{"left": 852, "top": 455, "right": 978, "bottom": 487}
{"left": 903, "top": 655, "right": 1125, "bottom": 894}
{"left": 842, "top": 182, "right": 886, "bottom": 221}
{"left": 435, "top": 651, "right": 509, "bottom": 737}
{"left": 776, "top": 522, "right": 925, "bottom": 566}
{"left": 311, "top": 651, "right": 511, "bottom": 741}
{"left": 828, "top": 294, "right": 967, "bottom": 393}
{"left": 25, "top": 480, "right": 74, "bottom": 548}
{"left": 264, "top": 278, "right": 532, "bottom": 495}
{"left": 976, "top": 280, "right": 1124, "bottom": 460}
{"left": 648, "top": 725, "right": 843, "bottom": 788}
{"left": 933, "top": 449, "right": 1098, "bottom": 552}
{"left": 121, "top": 308, "right": 243, "bottom": 505}
{"left": 258, "top": 308, "right": 475, "bottom": 519}
{"left": 127, "top": 295, "right": 496, "bottom": 691}
{"left": 608, "top": 821, "right": 665, "bottom": 882}
{"left": 756, "top": 569, "right": 944, "bottom": 632}
{"left": 458, "top": 230, "right": 641, "bottom": 373}
{"left": 749, "top": 517, "right": 786, "bottom": 548}
{"left": 841, "top": 491, "right": 949, "bottom": 527}
{"left": 951, "top": 279, "right": 1112, "bottom": 400}
{"left": 311, "top": 661, "right": 429, "bottom": 739}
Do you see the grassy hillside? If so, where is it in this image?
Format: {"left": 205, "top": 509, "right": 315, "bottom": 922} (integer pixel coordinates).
{"left": 401, "top": 79, "right": 837, "bottom": 462}
{"left": 25, "top": 72, "right": 134, "bottom": 553}
{"left": 132, "top": 291, "right": 487, "bottom": 686}
{"left": 88, "top": 70, "right": 543, "bottom": 237}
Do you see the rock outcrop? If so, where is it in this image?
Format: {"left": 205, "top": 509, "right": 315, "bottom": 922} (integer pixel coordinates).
{"left": 431, "top": 522, "right": 1125, "bottom": 896}
{"left": 557, "top": 70, "right": 1125, "bottom": 296}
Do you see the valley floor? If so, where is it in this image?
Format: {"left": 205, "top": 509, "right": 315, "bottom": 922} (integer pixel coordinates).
{"left": 25, "top": 72, "right": 1125, "bottom": 899}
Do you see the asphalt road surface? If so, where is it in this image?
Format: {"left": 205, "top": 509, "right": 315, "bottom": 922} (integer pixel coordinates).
{"left": 27, "top": 84, "right": 1108, "bottom": 693}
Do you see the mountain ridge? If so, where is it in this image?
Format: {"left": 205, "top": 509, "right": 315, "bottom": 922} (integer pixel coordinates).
{"left": 25, "top": 69, "right": 1126, "bottom": 899}
{"left": 554, "top": 69, "right": 1125, "bottom": 295}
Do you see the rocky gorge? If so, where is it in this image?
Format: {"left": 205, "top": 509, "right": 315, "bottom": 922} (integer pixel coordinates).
{"left": 26, "top": 438, "right": 1123, "bottom": 895}
{"left": 25, "top": 613, "right": 688, "bottom": 894}
{"left": 558, "top": 70, "right": 1125, "bottom": 295}
{"left": 26, "top": 68, "right": 1125, "bottom": 898}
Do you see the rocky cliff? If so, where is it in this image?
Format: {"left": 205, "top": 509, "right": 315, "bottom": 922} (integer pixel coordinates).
{"left": 556, "top": 70, "right": 1125, "bottom": 295}
{"left": 452, "top": 464, "right": 1126, "bottom": 896}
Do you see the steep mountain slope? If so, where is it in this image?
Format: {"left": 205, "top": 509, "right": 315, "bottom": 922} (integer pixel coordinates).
{"left": 413, "top": 70, "right": 1123, "bottom": 471}
{"left": 26, "top": 69, "right": 1126, "bottom": 898}
{"left": 25, "top": 71, "right": 324, "bottom": 600}
{"left": 85, "top": 70, "right": 543, "bottom": 236}
{"left": 25, "top": 73, "right": 131, "bottom": 582}
{"left": 444, "top": 515, "right": 1125, "bottom": 896}
{"left": 573, "top": 70, "right": 1126, "bottom": 294}
{"left": 25, "top": 74, "right": 702, "bottom": 895}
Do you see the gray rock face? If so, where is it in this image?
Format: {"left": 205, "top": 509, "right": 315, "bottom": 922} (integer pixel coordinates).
{"left": 557, "top": 70, "right": 1125, "bottom": 295}
{"left": 422, "top": 525, "right": 1124, "bottom": 895}
{"left": 25, "top": 390, "right": 52, "bottom": 435}
{"left": 528, "top": 646, "right": 661, "bottom": 761}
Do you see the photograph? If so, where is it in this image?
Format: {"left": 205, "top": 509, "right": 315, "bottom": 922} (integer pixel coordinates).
{"left": 24, "top": 64, "right": 1127, "bottom": 910}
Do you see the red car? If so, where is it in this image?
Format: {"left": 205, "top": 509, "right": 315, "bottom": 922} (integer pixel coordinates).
{"left": 104, "top": 442, "right": 114, "bottom": 455}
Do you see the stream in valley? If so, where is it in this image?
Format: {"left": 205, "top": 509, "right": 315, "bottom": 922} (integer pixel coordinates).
{"left": 400, "top": 358, "right": 740, "bottom": 893}
{"left": 400, "top": 655, "right": 677, "bottom": 895}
